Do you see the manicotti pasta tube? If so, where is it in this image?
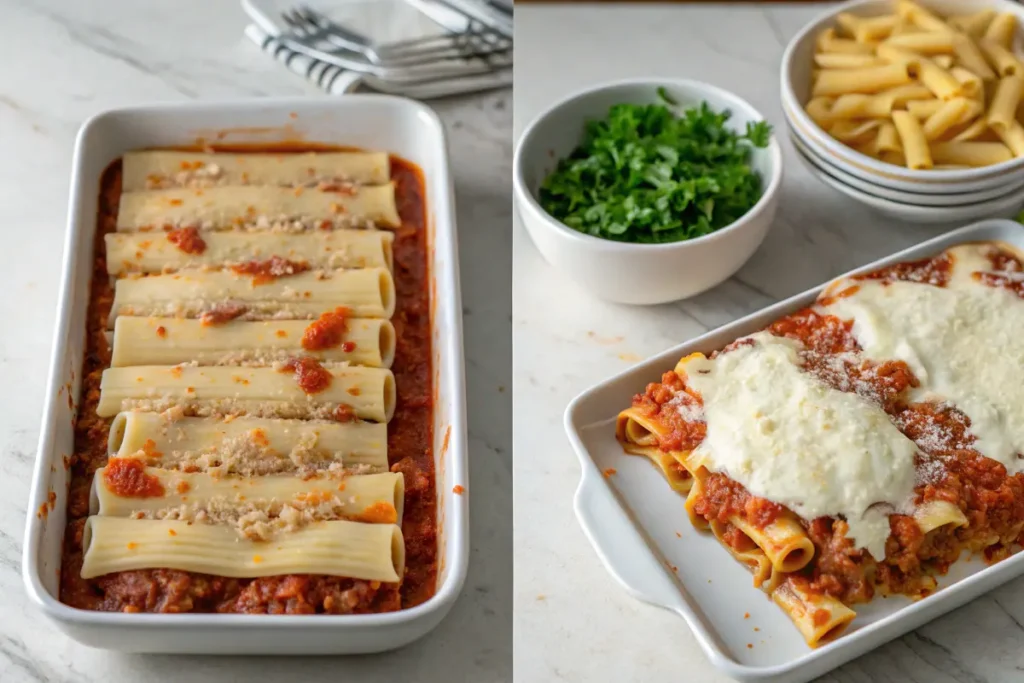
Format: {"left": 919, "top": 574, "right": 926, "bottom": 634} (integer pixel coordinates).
{"left": 109, "top": 267, "right": 395, "bottom": 325}
{"left": 105, "top": 229, "right": 394, "bottom": 276}
{"left": 91, "top": 465, "right": 405, "bottom": 526}
{"left": 110, "top": 316, "right": 395, "bottom": 368}
{"left": 116, "top": 185, "right": 401, "bottom": 231}
{"left": 108, "top": 411, "right": 388, "bottom": 473}
{"left": 97, "top": 364, "right": 396, "bottom": 422}
{"left": 122, "top": 151, "right": 390, "bottom": 190}
{"left": 80, "top": 516, "right": 405, "bottom": 581}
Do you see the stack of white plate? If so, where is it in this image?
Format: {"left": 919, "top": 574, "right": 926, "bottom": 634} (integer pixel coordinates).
{"left": 779, "top": 0, "right": 1024, "bottom": 224}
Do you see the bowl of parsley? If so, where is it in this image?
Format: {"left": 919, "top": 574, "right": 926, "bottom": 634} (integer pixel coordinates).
{"left": 514, "top": 78, "right": 782, "bottom": 305}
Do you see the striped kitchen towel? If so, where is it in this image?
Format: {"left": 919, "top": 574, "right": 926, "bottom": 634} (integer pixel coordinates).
{"left": 245, "top": 24, "right": 364, "bottom": 95}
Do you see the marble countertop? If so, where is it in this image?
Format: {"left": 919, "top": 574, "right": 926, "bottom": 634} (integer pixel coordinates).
{"left": 0, "top": 1, "right": 510, "bottom": 682}
{"left": 513, "top": 4, "right": 1024, "bottom": 683}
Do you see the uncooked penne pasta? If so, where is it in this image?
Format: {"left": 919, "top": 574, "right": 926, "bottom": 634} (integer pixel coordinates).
{"left": 983, "top": 12, "right": 1017, "bottom": 48}
{"left": 812, "top": 64, "right": 913, "bottom": 96}
{"left": 952, "top": 34, "right": 996, "bottom": 81}
{"left": 932, "top": 55, "right": 954, "bottom": 69}
{"left": 878, "top": 44, "right": 963, "bottom": 100}
{"left": 907, "top": 99, "right": 944, "bottom": 119}
{"left": 108, "top": 411, "right": 389, "bottom": 473}
{"left": 892, "top": 110, "right": 934, "bottom": 168}
{"left": 109, "top": 267, "right": 396, "bottom": 325}
{"left": 923, "top": 98, "right": 973, "bottom": 140}
{"left": 950, "top": 66, "right": 984, "bottom": 100}
{"left": 830, "top": 119, "right": 883, "bottom": 144}
{"left": 948, "top": 9, "right": 995, "bottom": 38}
{"left": 875, "top": 121, "right": 903, "bottom": 152}
{"left": 806, "top": 97, "right": 836, "bottom": 127}
{"left": 837, "top": 13, "right": 899, "bottom": 43}
{"left": 91, "top": 464, "right": 405, "bottom": 526}
{"left": 106, "top": 229, "right": 394, "bottom": 276}
{"left": 817, "top": 28, "right": 876, "bottom": 55}
{"left": 814, "top": 53, "right": 884, "bottom": 69}
{"left": 80, "top": 516, "right": 405, "bottom": 582}
{"left": 979, "top": 39, "right": 1024, "bottom": 77}
{"left": 988, "top": 76, "right": 1024, "bottom": 131}
{"left": 995, "top": 121, "right": 1024, "bottom": 156}
{"left": 896, "top": 0, "right": 949, "bottom": 33}
{"left": 829, "top": 93, "right": 896, "bottom": 119}
{"left": 885, "top": 31, "right": 957, "bottom": 54}
{"left": 117, "top": 185, "right": 401, "bottom": 231}
{"left": 97, "top": 364, "right": 396, "bottom": 422}
{"left": 110, "top": 315, "right": 396, "bottom": 368}
{"left": 930, "top": 140, "right": 1014, "bottom": 165}
{"left": 952, "top": 117, "right": 990, "bottom": 141}
{"left": 121, "top": 151, "right": 391, "bottom": 191}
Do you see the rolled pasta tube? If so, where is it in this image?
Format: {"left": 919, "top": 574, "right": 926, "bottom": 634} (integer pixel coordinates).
{"left": 914, "top": 500, "right": 968, "bottom": 534}
{"left": 109, "top": 267, "right": 395, "bottom": 325}
{"left": 949, "top": 10, "right": 995, "bottom": 38}
{"left": 683, "top": 473, "right": 711, "bottom": 531}
{"left": 709, "top": 520, "right": 773, "bottom": 589}
{"left": 881, "top": 83, "right": 935, "bottom": 104}
{"left": 105, "top": 229, "right": 394, "bottom": 276}
{"left": 892, "top": 110, "right": 934, "bottom": 168}
{"left": 979, "top": 39, "right": 1024, "bottom": 77}
{"left": 811, "top": 64, "right": 912, "bottom": 96}
{"left": 829, "top": 93, "right": 896, "bottom": 119}
{"left": 895, "top": 0, "right": 949, "bottom": 33}
{"left": 108, "top": 411, "right": 388, "bottom": 472}
{"left": 771, "top": 578, "right": 856, "bottom": 648}
{"left": 931, "top": 140, "right": 1014, "bottom": 165}
{"left": 122, "top": 151, "right": 391, "bottom": 191}
{"left": 877, "top": 44, "right": 962, "bottom": 99}
{"left": 994, "top": 121, "right": 1024, "bottom": 156}
{"left": 730, "top": 513, "right": 816, "bottom": 573}
{"left": 988, "top": 76, "right": 1024, "bottom": 130}
{"left": 111, "top": 316, "right": 395, "bottom": 369}
{"left": 952, "top": 117, "right": 991, "bottom": 141}
{"left": 615, "top": 409, "right": 693, "bottom": 493}
{"left": 805, "top": 97, "right": 836, "bottom": 127}
{"left": 922, "top": 98, "right": 974, "bottom": 140}
{"left": 80, "top": 516, "right": 405, "bottom": 582}
{"left": 814, "top": 54, "right": 884, "bottom": 69}
{"left": 817, "top": 29, "right": 876, "bottom": 55}
{"left": 952, "top": 36, "right": 996, "bottom": 81}
{"left": 884, "top": 31, "right": 957, "bottom": 54}
{"left": 97, "top": 364, "right": 396, "bottom": 422}
{"left": 830, "top": 119, "right": 882, "bottom": 144}
{"left": 116, "top": 185, "right": 401, "bottom": 231}
{"left": 983, "top": 12, "right": 1017, "bottom": 48}
{"left": 907, "top": 99, "right": 944, "bottom": 119}
{"left": 950, "top": 67, "right": 984, "bottom": 101}
{"left": 91, "top": 465, "right": 404, "bottom": 525}
{"left": 836, "top": 13, "right": 899, "bottom": 43}
{"left": 875, "top": 122, "right": 903, "bottom": 153}
{"left": 880, "top": 150, "right": 907, "bottom": 166}
{"left": 932, "top": 55, "right": 954, "bottom": 69}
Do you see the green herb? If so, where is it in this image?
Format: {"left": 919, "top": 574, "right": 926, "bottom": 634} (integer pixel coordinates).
{"left": 539, "top": 92, "right": 772, "bottom": 244}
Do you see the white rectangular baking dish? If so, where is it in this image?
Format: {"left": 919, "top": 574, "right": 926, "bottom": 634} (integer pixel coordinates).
{"left": 22, "top": 95, "right": 468, "bottom": 654}
{"left": 565, "top": 218, "right": 1024, "bottom": 683}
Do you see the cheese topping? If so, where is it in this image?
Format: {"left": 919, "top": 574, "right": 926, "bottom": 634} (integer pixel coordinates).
{"left": 685, "top": 332, "right": 919, "bottom": 560}
{"left": 826, "top": 269, "right": 1024, "bottom": 474}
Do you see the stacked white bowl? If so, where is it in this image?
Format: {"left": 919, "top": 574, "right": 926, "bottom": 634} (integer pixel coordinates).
{"left": 780, "top": 0, "right": 1024, "bottom": 224}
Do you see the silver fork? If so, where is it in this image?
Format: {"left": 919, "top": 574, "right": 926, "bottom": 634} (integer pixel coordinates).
{"left": 280, "top": 5, "right": 510, "bottom": 67}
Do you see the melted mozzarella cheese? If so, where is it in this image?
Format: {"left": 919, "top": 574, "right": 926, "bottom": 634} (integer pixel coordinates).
{"left": 827, "top": 273, "right": 1024, "bottom": 474}
{"left": 684, "top": 332, "right": 918, "bottom": 560}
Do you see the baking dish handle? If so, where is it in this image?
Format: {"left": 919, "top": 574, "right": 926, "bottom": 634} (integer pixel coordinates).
{"left": 573, "top": 467, "right": 685, "bottom": 613}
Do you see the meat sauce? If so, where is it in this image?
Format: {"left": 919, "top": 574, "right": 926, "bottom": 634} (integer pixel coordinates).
{"left": 59, "top": 151, "right": 437, "bottom": 614}
{"left": 633, "top": 243, "right": 1024, "bottom": 605}
{"left": 301, "top": 307, "right": 351, "bottom": 351}
{"left": 278, "top": 356, "right": 333, "bottom": 394}
{"left": 166, "top": 227, "right": 206, "bottom": 255}
{"left": 230, "top": 256, "right": 309, "bottom": 285}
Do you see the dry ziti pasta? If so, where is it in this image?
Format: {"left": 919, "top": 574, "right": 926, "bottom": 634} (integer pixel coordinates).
{"left": 59, "top": 145, "right": 440, "bottom": 614}
{"left": 805, "top": 0, "right": 1024, "bottom": 169}
{"left": 618, "top": 241, "right": 1024, "bottom": 647}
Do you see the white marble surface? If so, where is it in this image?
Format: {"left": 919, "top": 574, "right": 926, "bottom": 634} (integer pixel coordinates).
{"left": 514, "top": 4, "right": 1024, "bottom": 683}
{"left": 0, "top": 1, "right": 510, "bottom": 681}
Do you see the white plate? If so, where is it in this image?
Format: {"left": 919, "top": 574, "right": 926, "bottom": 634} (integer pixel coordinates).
{"left": 792, "top": 139, "right": 1024, "bottom": 223}
{"left": 789, "top": 130, "right": 1024, "bottom": 208}
{"left": 22, "top": 95, "right": 469, "bottom": 655}
{"left": 566, "top": 219, "right": 1024, "bottom": 683}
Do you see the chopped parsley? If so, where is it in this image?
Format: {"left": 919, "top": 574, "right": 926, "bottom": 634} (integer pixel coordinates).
{"left": 539, "top": 92, "right": 772, "bottom": 244}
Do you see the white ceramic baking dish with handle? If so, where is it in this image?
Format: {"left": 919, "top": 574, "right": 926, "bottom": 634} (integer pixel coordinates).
{"left": 566, "top": 218, "right": 1024, "bottom": 683}
{"left": 22, "top": 95, "right": 468, "bottom": 654}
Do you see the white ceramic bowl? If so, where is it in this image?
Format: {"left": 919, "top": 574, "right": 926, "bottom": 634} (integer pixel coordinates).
{"left": 513, "top": 78, "right": 783, "bottom": 305}
{"left": 789, "top": 125, "right": 1024, "bottom": 207}
{"left": 781, "top": 0, "right": 1024, "bottom": 191}
{"left": 791, "top": 133, "right": 1024, "bottom": 223}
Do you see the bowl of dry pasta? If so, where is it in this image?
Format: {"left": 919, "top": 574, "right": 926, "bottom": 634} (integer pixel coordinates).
{"left": 781, "top": 0, "right": 1024, "bottom": 199}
